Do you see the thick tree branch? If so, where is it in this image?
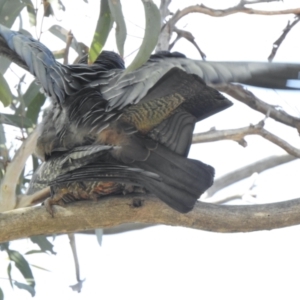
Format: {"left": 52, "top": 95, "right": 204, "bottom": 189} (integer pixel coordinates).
{"left": 0, "top": 129, "right": 39, "bottom": 212}
{"left": 2, "top": 195, "right": 300, "bottom": 242}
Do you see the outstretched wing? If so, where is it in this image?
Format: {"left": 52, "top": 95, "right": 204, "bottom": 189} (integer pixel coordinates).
{"left": 1, "top": 24, "right": 299, "bottom": 113}
{"left": 0, "top": 24, "right": 125, "bottom": 106}
{"left": 97, "top": 54, "right": 300, "bottom": 112}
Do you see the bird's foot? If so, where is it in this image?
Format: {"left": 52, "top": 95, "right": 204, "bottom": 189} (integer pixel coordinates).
{"left": 44, "top": 197, "right": 65, "bottom": 217}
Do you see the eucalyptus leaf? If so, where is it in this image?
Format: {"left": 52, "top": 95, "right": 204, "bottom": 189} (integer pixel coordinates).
{"left": 25, "top": 250, "right": 45, "bottom": 255}
{"left": 0, "top": 287, "right": 3, "bottom": 300}
{"left": 14, "top": 281, "right": 35, "bottom": 297}
{"left": 0, "top": 57, "right": 11, "bottom": 75}
{"left": 30, "top": 236, "right": 56, "bottom": 255}
{"left": 125, "top": 0, "right": 160, "bottom": 73}
{"left": 0, "top": 74, "right": 12, "bottom": 107}
{"left": 25, "top": 89, "right": 46, "bottom": 126}
{"left": 89, "top": 0, "right": 113, "bottom": 63}
{"left": 32, "top": 155, "right": 40, "bottom": 173}
{"left": 0, "top": 0, "right": 26, "bottom": 28}
{"left": 0, "top": 113, "right": 33, "bottom": 128}
{"left": 7, "top": 263, "right": 13, "bottom": 288}
{"left": 0, "top": 123, "right": 6, "bottom": 145}
{"left": 30, "top": 264, "right": 50, "bottom": 272}
{"left": 22, "top": 0, "right": 37, "bottom": 26}
{"left": 7, "top": 250, "right": 35, "bottom": 287}
{"left": 108, "top": 0, "right": 126, "bottom": 57}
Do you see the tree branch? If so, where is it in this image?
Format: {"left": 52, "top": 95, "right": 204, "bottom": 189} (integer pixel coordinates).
{"left": 68, "top": 233, "right": 85, "bottom": 293}
{"left": 216, "top": 84, "right": 300, "bottom": 133}
{"left": 16, "top": 187, "right": 50, "bottom": 208}
{"left": 2, "top": 195, "right": 300, "bottom": 242}
{"left": 63, "top": 30, "right": 73, "bottom": 65}
{"left": 205, "top": 154, "right": 297, "bottom": 198}
{"left": 268, "top": 15, "right": 300, "bottom": 62}
{"left": 169, "top": 27, "right": 206, "bottom": 60}
{"left": 169, "top": 4, "right": 300, "bottom": 27}
{"left": 192, "top": 121, "right": 300, "bottom": 157}
{"left": 0, "top": 129, "right": 39, "bottom": 212}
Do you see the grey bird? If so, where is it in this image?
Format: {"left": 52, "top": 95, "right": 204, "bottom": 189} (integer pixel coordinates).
{"left": 0, "top": 24, "right": 299, "bottom": 213}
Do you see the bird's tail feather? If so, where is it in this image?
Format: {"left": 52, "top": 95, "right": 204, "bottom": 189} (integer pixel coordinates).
{"left": 132, "top": 144, "right": 214, "bottom": 213}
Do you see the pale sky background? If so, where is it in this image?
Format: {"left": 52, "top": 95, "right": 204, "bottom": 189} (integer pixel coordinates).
{"left": 1, "top": 0, "right": 300, "bottom": 299}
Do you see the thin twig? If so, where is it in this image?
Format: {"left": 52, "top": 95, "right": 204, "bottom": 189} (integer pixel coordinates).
{"left": 239, "top": 0, "right": 281, "bottom": 5}
{"left": 192, "top": 121, "right": 300, "bottom": 157}
{"left": 68, "top": 233, "right": 85, "bottom": 293}
{"left": 169, "top": 27, "right": 206, "bottom": 60}
{"left": 170, "top": 4, "right": 300, "bottom": 27}
{"left": 63, "top": 31, "right": 73, "bottom": 65}
{"left": 205, "top": 154, "right": 296, "bottom": 198}
{"left": 268, "top": 16, "right": 300, "bottom": 62}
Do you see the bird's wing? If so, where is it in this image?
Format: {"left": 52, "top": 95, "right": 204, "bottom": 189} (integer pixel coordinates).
{"left": 0, "top": 25, "right": 124, "bottom": 106}
{"left": 2, "top": 24, "right": 298, "bottom": 113}
{"left": 95, "top": 54, "right": 300, "bottom": 112}
{"left": 27, "top": 145, "right": 116, "bottom": 194}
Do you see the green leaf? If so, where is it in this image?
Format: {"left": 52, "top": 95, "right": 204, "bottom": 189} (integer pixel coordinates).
{"left": 89, "top": 0, "right": 113, "bottom": 63}
{"left": 0, "top": 113, "right": 33, "bottom": 128}
{"left": 25, "top": 250, "right": 45, "bottom": 255}
{"left": 7, "top": 250, "right": 35, "bottom": 288}
{"left": 0, "top": 242, "right": 9, "bottom": 251}
{"left": 15, "top": 80, "right": 37, "bottom": 117}
{"left": 31, "top": 155, "right": 40, "bottom": 173}
{"left": 0, "top": 74, "right": 13, "bottom": 107}
{"left": 0, "top": 58, "right": 11, "bottom": 75}
{"left": 0, "top": 0, "right": 26, "bottom": 28}
{"left": 22, "top": 81, "right": 41, "bottom": 107}
{"left": 0, "top": 123, "right": 7, "bottom": 181}
{"left": 14, "top": 281, "right": 35, "bottom": 297}
{"left": 0, "top": 287, "right": 3, "bottom": 300}
{"left": 25, "top": 89, "right": 46, "bottom": 126}
{"left": 30, "top": 264, "right": 50, "bottom": 272}
{"left": 108, "top": 0, "right": 126, "bottom": 57}
{"left": 0, "top": 123, "right": 6, "bottom": 145}
{"left": 125, "top": 0, "right": 160, "bottom": 73}
{"left": 7, "top": 262, "right": 13, "bottom": 288}
{"left": 30, "top": 236, "right": 56, "bottom": 255}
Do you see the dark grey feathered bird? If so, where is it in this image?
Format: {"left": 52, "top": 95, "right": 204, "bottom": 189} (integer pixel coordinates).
{"left": 1, "top": 24, "right": 299, "bottom": 213}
